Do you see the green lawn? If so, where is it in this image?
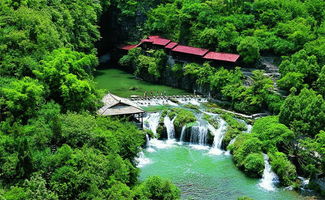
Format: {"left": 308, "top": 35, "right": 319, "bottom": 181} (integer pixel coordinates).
{"left": 94, "top": 68, "right": 190, "bottom": 98}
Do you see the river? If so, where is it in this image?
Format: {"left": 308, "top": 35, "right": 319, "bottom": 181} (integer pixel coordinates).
{"left": 138, "top": 109, "right": 306, "bottom": 200}
{"left": 95, "top": 68, "right": 308, "bottom": 199}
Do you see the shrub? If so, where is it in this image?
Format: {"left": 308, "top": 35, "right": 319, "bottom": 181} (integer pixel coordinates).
{"left": 134, "top": 176, "right": 180, "bottom": 200}
{"left": 223, "top": 128, "right": 242, "bottom": 149}
{"left": 229, "top": 134, "right": 264, "bottom": 177}
{"left": 243, "top": 153, "right": 265, "bottom": 178}
{"left": 269, "top": 152, "right": 297, "bottom": 186}
{"left": 203, "top": 114, "right": 219, "bottom": 129}
{"left": 220, "top": 114, "right": 247, "bottom": 131}
{"left": 167, "top": 108, "right": 196, "bottom": 128}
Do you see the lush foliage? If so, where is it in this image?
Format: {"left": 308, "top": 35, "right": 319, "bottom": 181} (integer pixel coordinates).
{"left": 229, "top": 134, "right": 264, "bottom": 178}
{"left": 269, "top": 152, "right": 297, "bottom": 186}
{"left": 167, "top": 108, "right": 197, "bottom": 128}
{"left": 0, "top": 1, "right": 180, "bottom": 199}
{"left": 144, "top": 0, "right": 324, "bottom": 61}
{"left": 279, "top": 88, "right": 325, "bottom": 137}
{"left": 119, "top": 48, "right": 167, "bottom": 80}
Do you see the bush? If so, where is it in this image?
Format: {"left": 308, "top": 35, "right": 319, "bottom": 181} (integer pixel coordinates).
{"left": 220, "top": 114, "right": 247, "bottom": 131}
{"left": 203, "top": 114, "right": 219, "bottom": 129}
{"left": 252, "top": 116, "right": 294, "bottom": 152}
{"left": 223, "top": 128, "right": 242, "bottom": 149}
{"left": 243, "top": 153, "right": 265, "bottom": 178}
{"left": 167, "top": 108, "right": 196, "bottom": 128}
{"left": 269, "top": 152, "right": 297, "bottom": 186}
{"left": 229, "top": 134, "right": 264, "bottom": 177}
{"left": 134, "top": 176, "right": 180, "bottom": 200}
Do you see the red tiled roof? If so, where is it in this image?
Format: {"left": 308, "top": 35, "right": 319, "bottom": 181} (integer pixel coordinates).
{"left": 153, "top": 38, "right": 171, "bottom": 46}
{"left": 140, "top": 38, "right": 153, "bottom": 44}
{"left": 203, "top": 52, "right": 240, "bottom": 63}
{"left": 149, "top": 35, "right": 160, "bottom": 39}
{"left": 172, "top": 45, "right": 209, "bottom": 56}
{"left": 165, "top": 42, "right": 178, "bottom": 49}
{"left": 120, "top": 44, "right": 138, "bottom": 50}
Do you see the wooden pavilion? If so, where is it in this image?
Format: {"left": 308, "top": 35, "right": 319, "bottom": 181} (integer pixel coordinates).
{"left": 98, "top": 93, "right": 145, "bottom": 126}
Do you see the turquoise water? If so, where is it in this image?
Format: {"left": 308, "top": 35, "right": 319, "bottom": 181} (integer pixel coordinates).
{"left": 139, "top": 142, "right": 305, "bottom": 200}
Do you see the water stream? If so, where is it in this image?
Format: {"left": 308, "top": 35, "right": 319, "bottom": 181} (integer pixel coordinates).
{"left": 138, "top": 100, "right": 306, "bottom": 200}
{"left": 259, "top": 154, "right": 280, "bottom": 191}
{"left": 164, "top": 115, "right": 176, "bottom": 140}
{"left": 208, "top": 118, "right": 227, "bottom": 155}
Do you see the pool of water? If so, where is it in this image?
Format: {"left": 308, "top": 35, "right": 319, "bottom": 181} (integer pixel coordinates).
{"left": 94, "top": 68, "right": 189, "bottom": 97}
{"left": 139, "top": 141, "right": 306, "bottom": 200}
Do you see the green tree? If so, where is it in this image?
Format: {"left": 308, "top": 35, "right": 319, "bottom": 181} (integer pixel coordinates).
{"left": 237, "top": 37, "right": 260, "bottom": 64}
{"left": 134, "top": 176, "right": 180, "bottom": 200}
{"left": 269, "top": 152, "right": 297, "bottom": 186}
{"left": 279, "top": 88, "right": 325, "bottom": 137}
{"left": 0, "top": 77, "right": 45, "bottom": 123}
{"left": 33, "top": 48, "right": 99, "bottom": 112}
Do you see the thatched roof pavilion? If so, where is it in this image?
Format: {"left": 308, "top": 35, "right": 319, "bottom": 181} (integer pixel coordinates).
{"left": 98, "top": 93, "right": 145, "bottom": 116}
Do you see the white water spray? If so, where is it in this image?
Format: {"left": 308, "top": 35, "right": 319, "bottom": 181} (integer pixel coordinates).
{"left": 164, "top": 115, "right": 176, "bottom": 140}
{"left": 180, "top": 126, "right": 187, "bottom": 142}
{"left": 190, "top": 125, "right": 208, "bottom": 145}
{"left": 143, "top": 112, "right": 161, "bottom": 136}
{"left": 259, "top": 154, "right": 279, "bottom": 191}
{"left": 137, "top": 152, "right": 152, "bottom": 168}
{"left": 209, "top": 118, "right": 227, "bottom": 155}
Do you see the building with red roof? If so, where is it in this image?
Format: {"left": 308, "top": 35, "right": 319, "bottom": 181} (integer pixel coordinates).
{"left": 118, "top": 35, "right": 240, "bottom": 64}
{"left": 165, "top": 42, "right": 178, "bottom": 49}
{"left": 119, "top": 44, "right": 138, "bottom": 51}
{"left": 172, "top": 45, "right": 209, "bottom": 56}
{"left": 152, "top": 38, "right": 171, "bottom": 46}
{"left": 203, "top": 52, "right": 240, "bottom": 63}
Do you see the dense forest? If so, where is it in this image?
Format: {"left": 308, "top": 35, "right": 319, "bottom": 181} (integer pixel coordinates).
{"left": 118, "top": 0, "right": 325, "bottom": 195}
{"left": 0, "top": 0, "right": 180, "bottom": 199}
{"left": 0, "top": 0, "right": 324, "bottom": 199}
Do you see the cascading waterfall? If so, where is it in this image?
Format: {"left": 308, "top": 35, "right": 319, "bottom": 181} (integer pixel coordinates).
{"left": 259, "top": 153, "right": 279, "bottom": 191}
{"left": 246, "top": 124, "right": 253, "bottom": 133}
{"left": 164, "top": 115, "right": 176, "bottom": 140}
{"left": 208, "top": 118, "right": 227, "bottom": 155}
{"left": 180, "top": 126, "right": 187, "bottom": 142}
{"left": 190, "top": 125, "right": 208, "bottom": 145}
{"left": 143, "top": 112, "right": 161, "bottom": 136}
{"left": 225, "top": 137, "right": 237, "bottom": 155}
{"left": 145, "top": 134, "right": 150, "bottom": 146}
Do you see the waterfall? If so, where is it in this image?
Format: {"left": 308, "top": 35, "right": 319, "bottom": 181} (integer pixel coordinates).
{"left": 298, "top": 176, "right": 310, "bottom": 191}
{"left": 180, "top": 126, "right": 187, "bottom": 142}
{"left": 229, "top": 137, "right": 237, "bottom": 145}
{"left": 259, "top": 154, "right": 279, "bottom": 191}
{"left": 137, "top": 152, "right": 151, "bottom": 168}
{"left": 164, "top": 115, "right": 176, "bottom": 140}
{"left": 246, "top": 124, "right": 253, "bottom": 133}
{"left": 143, "top": 112, "right": 161, "bottom": 136}
{"left": 209, "top": 119, "right": 227, "bottom": 155}
{"left": 224, "top": 137, "right": 237, "bottom": 155}
{"left": 145, "top": 134, "right": 150, "bottom": 146}
{"left": 190, "top": 125, "right": 208, "bottom": 145}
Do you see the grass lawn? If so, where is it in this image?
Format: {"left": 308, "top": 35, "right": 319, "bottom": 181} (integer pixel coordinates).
{"left": 94, "top": 68, "right": 190, "bottom": 98}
